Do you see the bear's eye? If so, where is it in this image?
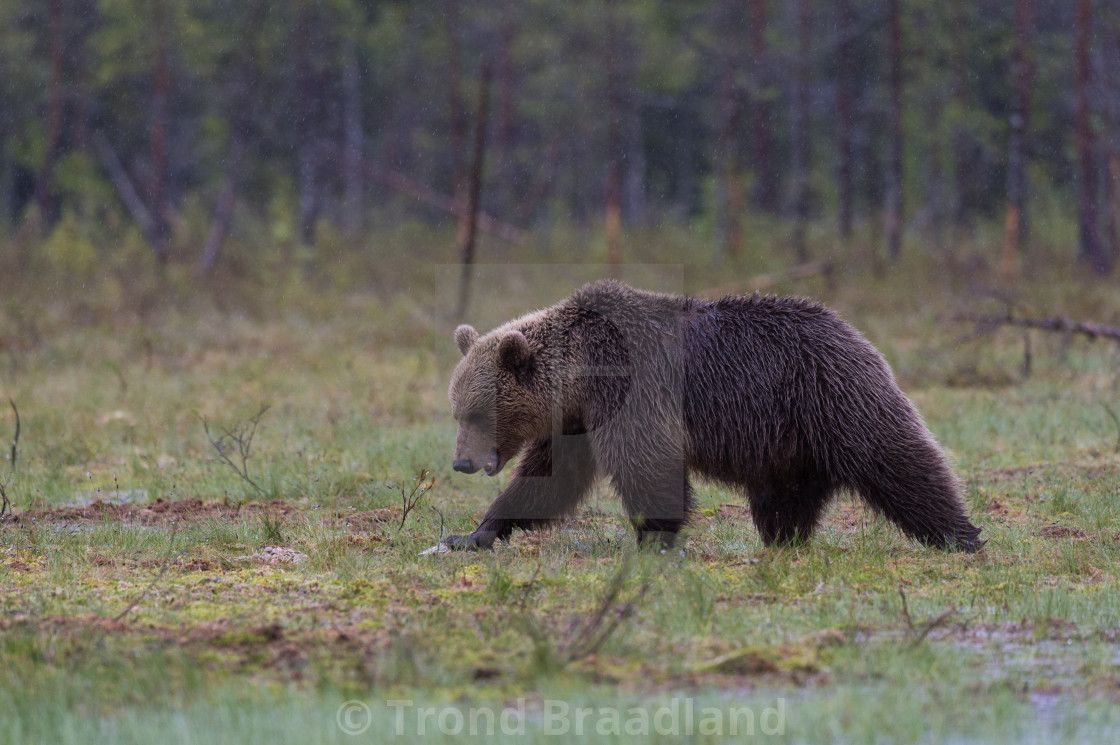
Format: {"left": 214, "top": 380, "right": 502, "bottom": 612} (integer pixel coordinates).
{"left": 466, "top": 413, "right": 492, "bottom": 429}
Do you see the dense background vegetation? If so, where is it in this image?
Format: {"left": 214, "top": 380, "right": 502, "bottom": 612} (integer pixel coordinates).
{"left": 3, "top": 0, "right": 1120, "bottom": 287}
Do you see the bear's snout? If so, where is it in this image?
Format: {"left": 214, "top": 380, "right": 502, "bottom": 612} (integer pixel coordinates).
{"left": 452, "top": 458, "right": 479, "bottom": 474}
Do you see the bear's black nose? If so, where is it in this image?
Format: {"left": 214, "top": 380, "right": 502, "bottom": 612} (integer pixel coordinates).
{"left": 452, "top": 458, "right": 478, "bottom": 474}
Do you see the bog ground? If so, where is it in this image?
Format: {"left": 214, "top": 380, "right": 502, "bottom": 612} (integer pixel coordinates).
{"left": 1, "top": 239, "right": 1119, "bottom": 744}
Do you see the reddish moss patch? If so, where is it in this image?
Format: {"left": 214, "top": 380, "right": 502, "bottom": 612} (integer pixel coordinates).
{"left": 2, "top": 497, "right": 299, "bottom": 527}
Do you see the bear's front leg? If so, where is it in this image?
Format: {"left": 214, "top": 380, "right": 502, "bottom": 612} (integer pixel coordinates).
{"left": 444, "top": 436, "right": 598, "bottom": 551}
{"left": 443, "top": 518, "right": 512, "bottom": 551}
{"left": 611, "top": 471, "right": 695, "bottom": 551}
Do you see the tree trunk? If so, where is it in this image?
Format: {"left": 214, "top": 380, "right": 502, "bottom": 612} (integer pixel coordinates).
{"left": 72, "top": 0, "right": 95, "bottom": 155}
{"left": 496, "top": 0, "right": 518, "bottom": 213}
{"left": 445, "top": 0, "right": 470, "bottom": 260}
{"left": 30, "top": 0, "right": 64, "bottom": 229}
{"left": 718, "top": 44, "right": 743, "bottom": 258}
{"left": 1104, "top": 15, "right": 1120, "bottom": 266}
{"left": 884, "top": 0, "right": 904, "bottom": 262}
{"left": 949, "top": 0, "right": 969, "bottom": 232}
{"left": 1002, "top": 0, "right": 1034, "bottom": 281}
{"left": 911, "top": 3, "right": 944, "bottom": 250}
{"left": 342, "top": 38, "right": 363, "bottom": 237}
{"left": 95, "top": 134, "right": 163, "bottom": 251}
{"left": 790, "top": 0, "right": 811, "bottom": 262}
{"left": 1076, "top": 0, "right": 1107, "bottom": 274}
{"left": 456, "top": 63, "right": 492, "bottom": 321}
{"left": 150, "top": 0, "right": 170, "bottom": 257}
{"left": 623, "top": 101, "right": 647, "bottom": 227}
{"left": 749, "top": 0, "right": 778, "bottom": 213}
{"left": 197, "top": 135, "right": 246, "bottom": 278}
{"left": 295, "top": 1, "right": 319, "bottom": 247}
{"left": 605, "top": 0, "right": 623, "bottom": 271}
{"left": 835, "top": 0, "right": 854, "bottom": 241}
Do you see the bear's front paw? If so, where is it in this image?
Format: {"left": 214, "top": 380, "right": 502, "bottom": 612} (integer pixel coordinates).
{"left": 443, "top": 531, "right": 498, "bottom": 551}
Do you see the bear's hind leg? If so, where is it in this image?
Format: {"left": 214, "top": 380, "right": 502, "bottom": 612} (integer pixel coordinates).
{"left": 747, "top": 471, "right": 830, "bottom": 548}
{"left": 851, "top": 464, "right": 983, "bottom": 552}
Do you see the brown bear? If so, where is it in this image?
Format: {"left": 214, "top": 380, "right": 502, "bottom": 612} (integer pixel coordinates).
{"left": 444, "top": 279, "right": 982, "bottom": 552}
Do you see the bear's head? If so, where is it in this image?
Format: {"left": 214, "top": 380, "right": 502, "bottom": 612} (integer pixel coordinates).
{"left": 448, "top": 322, "right": 551, "bottom": 476}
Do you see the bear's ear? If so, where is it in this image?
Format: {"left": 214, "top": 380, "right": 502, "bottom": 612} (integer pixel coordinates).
{"left": 496, "top": 331, "right": 532, "bottom": 377}
{"left": 454, "top": 325, "right": 479, "bottom": 356}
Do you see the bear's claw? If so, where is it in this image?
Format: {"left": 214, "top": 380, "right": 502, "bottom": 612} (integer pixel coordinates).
{"left": 442, "top": 532, "right": 498, "bottom": 551}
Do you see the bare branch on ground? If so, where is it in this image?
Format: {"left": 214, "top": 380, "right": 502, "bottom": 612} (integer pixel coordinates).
{"left": 954, "top": 313, "right": 1120, "bottom": 344}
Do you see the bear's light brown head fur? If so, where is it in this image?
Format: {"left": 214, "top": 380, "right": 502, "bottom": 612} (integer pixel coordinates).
{"left": 448, "top": 317, "right": 554, "bottom": 476}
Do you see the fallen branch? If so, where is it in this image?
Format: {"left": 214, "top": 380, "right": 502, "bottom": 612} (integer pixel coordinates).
{"left": 954, "top": 313, "right": 1120, "bottom": 344}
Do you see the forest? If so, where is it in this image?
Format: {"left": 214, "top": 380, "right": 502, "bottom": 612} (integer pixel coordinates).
{"left": 2, "top": 0, "right": 1119, "bottom": 280}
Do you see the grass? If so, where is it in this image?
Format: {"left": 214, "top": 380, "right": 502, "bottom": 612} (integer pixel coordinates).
{"left": 1, "top": 221, "right": 1120, "bottom": 743}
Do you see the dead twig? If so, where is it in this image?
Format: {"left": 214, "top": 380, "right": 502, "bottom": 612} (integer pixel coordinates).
{"left": 429, "top": 504, "right": 447, "bottom": 542}
{"left": 516, "top": 563, "right": 543, "bottom": 615}
{"left": 1, "top": 399, "right": 17, "bottom": 521}
{"left": 898, "top": 584, "right": 914, "bottom": 632}
{"left": 199, "top": 404, "right": 271, "bottom": 496}
{"left": 397, "top": 468, "right": 435, "bottom": 531}
{"left": 114, "top": 523, "right": 183, "bottom": 623}
{"left": 511, "top": 556, "right": 654, "bottom": 671}
{"left": 8, "top": 398, "right": 19, "bottom": 472}
{"left": 910, "top": 605, "right": 957, "bottom": 647}
{"left": 559, "top": 558, "right": 653, "bottom": 663}
{"left": 1102, "top": 403, "right": 1120, "bottom": 454}
{"left": 899, "top": 584, "right": 956, "bottom": 648}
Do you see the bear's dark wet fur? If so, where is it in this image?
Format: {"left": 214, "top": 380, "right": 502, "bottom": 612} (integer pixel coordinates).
{"left": 445, "top": 280, "right": 983, "bottom": 552}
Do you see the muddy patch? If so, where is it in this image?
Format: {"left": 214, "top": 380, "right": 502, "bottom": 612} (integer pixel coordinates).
{"left": 330, "top": 508, "right": 396, "bottom": 531}
{"left": 0, "top": 613, "right": 394, "bottom": 683}
{"left": 1039, "top": 524, "right": 1089, "bottom": 540}
{"left": 1, "top": 497, "right": 300, "bottom": 527}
